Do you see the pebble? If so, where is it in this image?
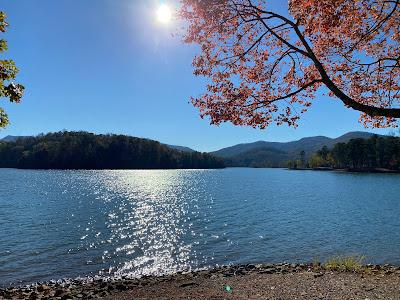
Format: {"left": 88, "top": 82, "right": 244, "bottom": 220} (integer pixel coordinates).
{"left": 179, "top": 281, "right": 197, "bottom": 288}
{"left": 259, "top": 268, "right": 276, "bottom": 274}
{"left": 313, "top": 272, "right": 324, "bottom": 278}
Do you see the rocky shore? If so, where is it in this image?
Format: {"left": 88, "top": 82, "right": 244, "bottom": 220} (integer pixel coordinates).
{"left": 1, "top": 263, "right": 400, "bottom": 299}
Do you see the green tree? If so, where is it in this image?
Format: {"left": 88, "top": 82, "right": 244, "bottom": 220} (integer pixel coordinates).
{"left": 309, "top": 154, "right": 326, "bottom": 168}
{"left": 330, "top": 143, "right": 348, "bottom": 169}
{"left": 300, "top": 150, "right": 306, "bottom": 168}
{"left": 0, "top": 12, "right": 24, "bottom": 128}
{"left": 287, "top": 160, "right": 297, "bottom": 169}
{"left": 317, "top": 146, "right": 329, "bottom": 161}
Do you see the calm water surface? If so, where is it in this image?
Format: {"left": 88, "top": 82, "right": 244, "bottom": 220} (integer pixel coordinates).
{"left": 1, "top": 168, "right": 399, "bottom": 286}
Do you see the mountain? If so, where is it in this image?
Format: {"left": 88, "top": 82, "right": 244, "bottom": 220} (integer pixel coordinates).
{"left": 212, "top": 131, "right": 378, "bottom": 167}
{"left": 164, "top": 144, "right": 196, "bottom": 153}
{"left": 0, "top": 132, "right": 224, "bottom": 170}
{"left": 224, "top": 147, "right": 289, "bottom": 168}
{"left": 0, "top": 135, "right": 31, "bottom": 142}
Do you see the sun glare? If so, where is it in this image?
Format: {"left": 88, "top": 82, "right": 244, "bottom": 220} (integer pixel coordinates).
{"left": 156, "top": 4, "right": 172, "bottom": 24}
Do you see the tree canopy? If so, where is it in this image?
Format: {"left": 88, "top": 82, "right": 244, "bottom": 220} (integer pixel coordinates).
{"left": 304, "top": 135, "right": 400, "bottom": 170}
{"left": 180, "top": 0, "right": 400, "bottom": 129}
{"left": 0, "top": 131, "right": 225, "bottom": 170}
{"left": 0, "top": 12, "right": 24, "bottom": 128}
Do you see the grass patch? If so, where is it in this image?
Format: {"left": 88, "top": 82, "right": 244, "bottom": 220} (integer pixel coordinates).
{"left": 324, "top": 255, "right": 365, "bottom": 272}
{"left": 311, "top": 257, "right": 322, "bottom": 271}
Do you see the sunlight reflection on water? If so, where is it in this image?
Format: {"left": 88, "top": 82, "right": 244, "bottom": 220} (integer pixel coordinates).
{"left": 85, "top": 170, "right": 208, "bottom": 277}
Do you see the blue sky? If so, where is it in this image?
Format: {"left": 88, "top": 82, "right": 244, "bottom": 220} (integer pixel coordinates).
{"left": 0, "top": 0, "right": 394, "bottom": 151}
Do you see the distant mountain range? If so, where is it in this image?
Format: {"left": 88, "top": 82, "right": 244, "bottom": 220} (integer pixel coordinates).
{"left": 163, "top": 144, "right": 196, "bottom": 153}
{"left": 0, "top": 135, "right": 29, "bottom": 142}
{"left": 210, "top": 131, "right": 377, "bottom": 168}
{"left": 1, "top": 131, "right": 380, "bottom": 168}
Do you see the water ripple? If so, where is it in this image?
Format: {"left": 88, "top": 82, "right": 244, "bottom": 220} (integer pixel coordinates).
{"left": 0, "top": 168, "right": 400, "bottom": 286}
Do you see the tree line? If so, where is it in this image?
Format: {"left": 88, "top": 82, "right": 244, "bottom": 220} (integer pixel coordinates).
{"left": 0, "top": 131, "right": 225, "bottom": 170}
{"left": 288, "top": 135, "right": 400, "bottom": 171}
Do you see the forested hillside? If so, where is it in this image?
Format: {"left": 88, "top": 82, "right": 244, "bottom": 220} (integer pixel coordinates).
{"left": 291, "top": 135, "right": 400, "bottom": 171}
{"left": 0, "top": 132, "right": 224, "bottom": 169}
{"left": 213, "top": 132, "right": 376, "bottom": 168}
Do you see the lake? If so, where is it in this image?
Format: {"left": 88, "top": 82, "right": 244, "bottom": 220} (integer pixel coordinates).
{"left": 1, "top": 168, "right": 399, "bottom": 286}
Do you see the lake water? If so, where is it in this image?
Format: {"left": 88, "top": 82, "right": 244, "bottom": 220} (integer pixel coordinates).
{"left": 1, "top": 168, "right": 400, "bottom": 286}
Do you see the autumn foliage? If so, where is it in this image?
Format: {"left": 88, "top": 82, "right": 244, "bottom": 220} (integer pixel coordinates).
{"left": 179, "top": 0, "right": 400, "bottom": 128}
{"left": 0, "top": 12, "right": 24, "bottom": 128}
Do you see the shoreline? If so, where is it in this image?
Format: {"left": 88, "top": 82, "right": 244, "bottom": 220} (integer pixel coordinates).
{"left": 288, "top": 167, "right": 400, "bottom": 174}
{"left": 2, "top": 263, "right": 400, "bottom": 299}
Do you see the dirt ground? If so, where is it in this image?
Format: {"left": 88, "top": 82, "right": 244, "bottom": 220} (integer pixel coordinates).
{"left": 103, "top": 269, "right": 400, "bottom": 300}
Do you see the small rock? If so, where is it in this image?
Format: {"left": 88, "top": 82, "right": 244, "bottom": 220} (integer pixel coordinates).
{"left": 37, "top": 285, "right": 50, "bottom": 293}
{"left": 100, "top": 291, "right": 108, "bottom": 297}
{"left": 54, "top": 289, "right": 65, "bottom": 297}
{"left": 116, "top": 284, "right": 127, "bottom": 291}
{"left": 385, "top": 270, "right": 393, "bottom": 275}
{"left": 107, "top": 285, "right": 115, "bottom": 291}
{"left": 210, "top": 269, "right": 218, "bottom": 274}
{"left": 180, "top": 281, "right": 197, "bottom": 288}
{"left": 255, "top": 264, "right": 264, "bottom": 269}
{"left": 259, "top": 268, "right": 276, "bottom": 274}
{"left": 313, "top": 272, "right": 324, "bottom": 278}
{"left": 235, "top": 268, "right": 246, "bottom": 275}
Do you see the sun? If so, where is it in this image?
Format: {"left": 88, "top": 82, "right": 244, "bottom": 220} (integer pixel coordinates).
{"left": 156, "top": 4, "right": 172, "bottom": 24}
